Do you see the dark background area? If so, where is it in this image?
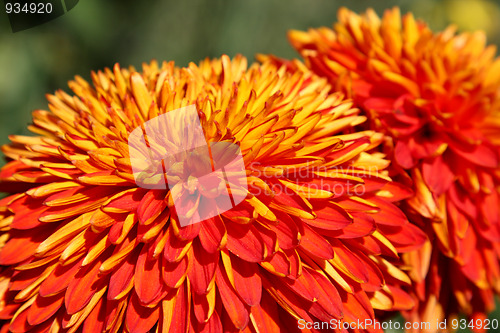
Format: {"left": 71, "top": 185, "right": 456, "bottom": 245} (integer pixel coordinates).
{"left": 0, "top": 0, "right": 500, "bottom": 330}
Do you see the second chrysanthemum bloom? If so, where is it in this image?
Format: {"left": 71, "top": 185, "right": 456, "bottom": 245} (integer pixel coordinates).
{"left": 0, "top": 55, "right": 424, "bottom": 332}
{"left": 287, "top": 6, "right": 500, "bottom": 326}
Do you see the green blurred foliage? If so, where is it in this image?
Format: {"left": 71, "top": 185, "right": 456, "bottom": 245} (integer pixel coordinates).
{"left": 0, "top": 0, "right": 499, "bottom": 331}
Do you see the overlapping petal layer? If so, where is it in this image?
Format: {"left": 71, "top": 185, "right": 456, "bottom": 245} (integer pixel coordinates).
{"left": 0, "top": 55, "right": 425, "bottom": 332}
{"left": 287, "top": 7, "right": 500, "bottom": 326}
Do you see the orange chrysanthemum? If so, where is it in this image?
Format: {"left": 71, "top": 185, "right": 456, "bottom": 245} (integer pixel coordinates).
{"left": 0, "top": 55, "right": 425, "bottom": 333}
{"left": 288, "top": 7, "right": 500, "bottom": 326}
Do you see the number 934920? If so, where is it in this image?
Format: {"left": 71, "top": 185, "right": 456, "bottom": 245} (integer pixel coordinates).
{"left": 5, "top": 2, "right": 53, "bottom": 14}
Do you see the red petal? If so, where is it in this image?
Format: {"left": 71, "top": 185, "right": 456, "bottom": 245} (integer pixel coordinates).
{"left": 226, "top": 222, "right": 266, "bottom": 262}
{"left": 174, "top": 216, "right": 201, "bottom": 242}
{"left": 161, "top": 283, "right": 190, "bottom": 333}
{"left": 302, "top": 202, "right": 352, "bottom": 231}
{"left": 108, "top": 221, "right": 125, "bottom": 243}
{"left": 221, "top": 308, "right": 251, "bottom": 333}
{"left": 137, "top": 190, "right": 167, "bottom": 225}
{"left": 0, "top": 228, "right": 51, "bottom": 265}
{"left": 39, "top": 258, "right": 84, "bottom": 297}
{"left": 10, "top": 265, "right": 46, "bottom": 291}
{"left": 334, "top": 197, "right": 376, "bottom": 212}
{"left": 455, "top": 226, "right": 476, "bottom": 265}
{"left": 0, "top": 324, "right": 10, "bottom": 333}
{"left": 261, "top": 250, "right": 291, "bottom": 277}
{"left": 26, "top": 292, "right": 64, "bottom": 326}
{"left": 382, "top": 223, "right": 427, "bottom": 252}
{"left": 363, "top": 97, "right": 395, "bottom": 112}
{"left": 379, "top": 181, "right": 413, "bottom": 202}
{"left": 43, "top": 186, "right": 105, "bottom": 206}
{"left": 162, "top": 255, "right": 188, "bottom": 289}
{"left": 356, "top": 252, "right": 384, "bottom": 293}
{"left": 187, "top": 241, "right": 218, "bottom": 295}
{"left": 343, "top": 288, "right": 374, "bottom": 323}
{"left": 192, "top": 290, "right": 212, "bottom": 323}
{"left": 448, "top": 184, "right": 477, "bottom": 220}
{"left": 0, "top": 160, "right": 32, "bottom": 178}
{"left": 0, "top": 295, "right": 21, "bottom": 320}
{"left": 104, "top": 188, "right": 147, "bottom": 212}
{"left": 135, "top": 244, "right": 164, "bottom": 304}
{"left": 9, "top": 307, "right": 31, "bottom": 332}
{"left": 253, "top": 222, "right": 278, "bottom": 258}
{"left": 461, "top": 248, "right": 488, "bottom": 286}
{"left": 422, "top": 156, "right": 454, "bottom": 196}
{"left": 282, "top": 266, "right": 319, "bottom": 302}
{"left": 387, "top": 285, "right": 415, "bottom": 311}
{"left": 198, "top": 217, "right": 226, "bottom": 253}
{"left": 215, "top": 264, "right": 249, "bottom": 330}
{"left": 357, "top": 174, "right": 390, "bottom": 193}
{"left": 326, "top": 136, "right": 370, "bottom": 162}
{"left": 394, "top": 140, "right": 415, "bottom": 169}
{"left": 307, "top": 268, "right": 343, "bottom": 319}
{"left": 125, "top": 292, "right": 160, "bottom": 333}
{"left": 451, "top": 142, "right": 498, "bottom": 168}
{"left": 480, "top": 186, "right": 499, "bottom": 228}
{"left": 197, "top": 311, "right": 222, "bottom": 333}
{"left": 91, "top": 209, "right": 123, "bottom": 231}
{"left": 283, "top": 249, "right": 301, "bottom": 279}
{"left": 271, "top": 185, "right": 313, "bottom": 217}
{"left": 103, "top": 299, "right": 125, "bottom": 332}
{"left": 108, "top": 251, "right": 137, "bottom": 300}
{"left": 296, "top": 221, "right": 334, "bottom": 259}
{"left": 231, "top": 255, "right": 262, "bottom": 306}
{"left": 65, "top": 255, "right": 107, "bottom": 314}
{"left": 411, "top": 132, "right": 445, "bottom": 160}
{"left": 9, "top": 196, "right": 47, "bottom": 230}
{"left": 331, "top": 239, "right": 369, "bottom": 283}
{"left": 369, "top": 197, "right": 407, "bottom": 227}
{"left": 82, "top": 297, "right": 105, "bottom": 333}
{"left": 39, "top": 195, "right": 110, "bottom": 223}
{"left": 249, "top": 292, "right": 280, "bottom": 333}
{"left": 336, "top": 212, "right": 376, "bottom": 239}
{"left": 10, "top": 170, "right": 60, "bottom": 185}
{"left": 268, "top": 211, "right": 300, "bottom": 250}
{"left": 447, "top": 197, "right": 472, "bottom": 241}
{"left": 261, "top": 275, "right": 314, "bottom": 324}
{"left": 163, "top": 227, "right": 191, "bottom": 263}
{"left": 221, "top": 200, "right": 253, "bottom": 223}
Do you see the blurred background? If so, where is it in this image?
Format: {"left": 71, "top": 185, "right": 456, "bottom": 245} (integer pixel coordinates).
{"left": 0, "top": 0, "right": 500, "bottom": 330}
{"left": 1, "top": 0, "right": 500, "bottom": 142}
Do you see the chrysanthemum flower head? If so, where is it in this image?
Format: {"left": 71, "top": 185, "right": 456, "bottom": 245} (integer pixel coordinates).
{"left": 288, "top": 7, "right": 500, "bottom": 325}
{"left": 0, "top": 55, "right": 425, "bottom": 332}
